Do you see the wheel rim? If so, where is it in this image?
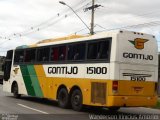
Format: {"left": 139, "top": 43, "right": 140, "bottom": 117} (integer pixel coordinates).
{"left": 73, "top": 94, "right": 81, "bottom": 106}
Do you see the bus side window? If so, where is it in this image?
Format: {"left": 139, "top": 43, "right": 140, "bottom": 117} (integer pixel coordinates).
{"left": 87, "top": 42, "right": 98, "bottom": 59}
{"left": 50, "top": 48, "right": 53, "bottom": 61}
{"left": 67, "top": 43, "right": 85, "bottom": 61}
{"left": 75, "top": 43, "right": 85, "bottom": 60}
{"left": 67, "top": 45, "right": 74, "bottom": 60}
{"left": 97, "top": 41, "right": 110, "bottom": 59}
{"left": 59, "top": 46, "right": 66, "bottom": 60}
{"left": 99, "top": 41, "right": 109, "bottom": 59}
{"left": 87, "top": 40, "right": 110, "bottom": 60}
{"left": 37, "top": 47, "right": 50, "bottom": 62}
{"left": 24, "top": 49, "right": 36, "bottom": 62}
{"left": 50, "top": 47, "right": 59, "bottom": 61}
{"left": 14, "top": 50, "right": 24, "bottom": 64}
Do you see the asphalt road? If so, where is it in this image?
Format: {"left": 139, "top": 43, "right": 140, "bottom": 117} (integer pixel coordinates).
{"left": 0, "top": 85, "right": 160, "bottom": 120}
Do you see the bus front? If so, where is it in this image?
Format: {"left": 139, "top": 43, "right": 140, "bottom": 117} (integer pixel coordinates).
{"left": 109, "top": 31, "right": 158, "bottom": 108}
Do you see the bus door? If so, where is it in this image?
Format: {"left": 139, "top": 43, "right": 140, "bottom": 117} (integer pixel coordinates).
{"left": 3, "top": 50, "right": 13, "bottom": 81}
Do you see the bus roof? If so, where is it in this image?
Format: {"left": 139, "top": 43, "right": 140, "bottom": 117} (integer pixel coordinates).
{"left": 36, "top": 34, "right": 85, "bottom": 44}
{"left": 16, "top": 35, "right": 86, "bottom": 49}
{"left": 16, "top": 30, "right": 155, "bottom": 49}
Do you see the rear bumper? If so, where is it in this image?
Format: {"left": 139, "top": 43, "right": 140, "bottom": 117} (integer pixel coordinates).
{"left": 107, "top": 95, "right": 157, "bottom": 107}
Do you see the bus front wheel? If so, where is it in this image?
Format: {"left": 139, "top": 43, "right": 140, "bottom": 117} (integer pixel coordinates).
{"left": 71, "top": 89, "right": 83, "bottom": 111}
{"left": 12, "top": 83, "right": 21, "bottom": 98}
{"left": 57, "top": 88, "right": 69, "bottom": 108}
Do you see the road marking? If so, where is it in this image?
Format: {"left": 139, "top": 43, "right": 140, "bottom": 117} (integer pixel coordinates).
{"left": 17, "top": 103, "right": 49, "bottom": 114}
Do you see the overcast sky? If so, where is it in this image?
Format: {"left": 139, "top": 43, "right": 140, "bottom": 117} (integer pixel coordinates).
{"left": 0, "top": 0, "right": 160, "bottom": 55}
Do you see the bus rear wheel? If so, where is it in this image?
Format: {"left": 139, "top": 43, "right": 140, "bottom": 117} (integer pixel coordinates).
{"left": 12, "top": 83, "right": 21, "bottom": 98}
{"left": 57, "top": 88, "right": 69, "bottom": 108}
{"left": 71, "top": 89, "right": 83, "bottom": 111}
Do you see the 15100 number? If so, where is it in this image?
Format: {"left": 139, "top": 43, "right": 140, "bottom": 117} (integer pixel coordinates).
{"left": 131, "top": 76, "right": 146, "bottom": 81}
{"left": 87, "top": 67, "right": 107, "bottom": 74}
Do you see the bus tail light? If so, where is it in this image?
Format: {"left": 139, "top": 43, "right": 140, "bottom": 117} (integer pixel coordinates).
{"left": 112, "top": 81, "right": 118, "bottom": 93}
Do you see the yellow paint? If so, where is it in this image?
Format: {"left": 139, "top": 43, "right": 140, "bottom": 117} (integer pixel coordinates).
{"left": 21, "top": 35, "right": 88, "bottom": 49}
{"left": 106, "top": 96, "right": 157, "bottom": 107}
{"left": 36, "top": 35, "right": 87, "bottom": 44}
{"left": 34, "top": 65, "right": 157, "bottom": 107}
{"left": 34, "top": 65, "right": 48, "bottom": 97}
{"left": 134, "top": 38, "right": 148, "bottom": 49}
{"left": 29, "top": 44, "right": 38, "bottom": 47}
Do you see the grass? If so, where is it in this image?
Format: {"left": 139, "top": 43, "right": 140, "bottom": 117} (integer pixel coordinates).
{"left": 154, "top": 100, "right": 160, "bottom": 109}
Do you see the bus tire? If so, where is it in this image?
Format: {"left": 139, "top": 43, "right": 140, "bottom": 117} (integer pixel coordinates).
{"left": 108, "top": 107, "right": 120, "bottom": 111}
{"left": 71, "top": 89, "right": 83, "bottom": 111}
{"left": 57, "top": 88, "right": 69, "bottom": 108}
{"left": 12, "top": 83, "right": 21, "bottom": 98}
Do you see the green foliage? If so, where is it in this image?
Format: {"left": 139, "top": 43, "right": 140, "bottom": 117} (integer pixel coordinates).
{"left": 154, "top": 100, "right": 160, "bottom": 109}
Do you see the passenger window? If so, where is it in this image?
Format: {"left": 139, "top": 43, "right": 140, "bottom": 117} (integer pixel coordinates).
{"left": 37, "top": 48, "right": 50, "bottom": 62}
{"left": 14, "top": 50, "right": 24, "bottom": 63}
{"left": 24, "top": 49, "right": 36, "bottom": 62}
{"left": 97, "top": 41, "right": 110, "bottom": 59}
{"left": 67, "top": 43, "right": 85, "bottom": 61}
{"left": 87, "top": 42, "right": 97, "bottom": 59}
{"left": 50, "top": 47, "right": 59, "bottom": 61}
{"left": 87, "top": 40, "right": 110, "bottom": 60}
{"left": 50, "top": 46, "right": 66, "bottom": 61}
{"left": 59, "top": 46, "right": 66, "bottom": 60}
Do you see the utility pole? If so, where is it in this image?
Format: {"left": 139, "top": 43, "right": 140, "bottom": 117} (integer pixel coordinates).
{"left": 90, "top": 0, "right": 95, "bottom": 35}
{"left": 84, "top": 0, "right": 102, "bottom": 35}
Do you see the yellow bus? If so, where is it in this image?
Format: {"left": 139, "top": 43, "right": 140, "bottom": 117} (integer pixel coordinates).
{"left": 2, "top": 30, "right": 158, "bottom": 111}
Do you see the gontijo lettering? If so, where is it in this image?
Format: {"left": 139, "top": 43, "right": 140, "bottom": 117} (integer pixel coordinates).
{"left": 123, "top": 53, "right": 153, "bottom": 60}
{"left": 48, "top": 66, "right": 78, "bottom": 74}
{"left": 48, "top": 66, "right": 108, "bottom": 75}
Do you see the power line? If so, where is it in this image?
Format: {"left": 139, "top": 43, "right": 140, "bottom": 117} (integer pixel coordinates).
{"left": 71, "top": 21, "right": 160, "bottom": 36}
{"left": 2, "top": 19, "right": 160, "bottom": 45}
{"left": 1, "top": 0, "right": 160, "bottom": 48}
{"left": 28, "top": 0, "right": 89, "bottom": 29}
{"left": 95, "top": 24, "right": 107, "bottom": 30}
{"left": 94, "top": 21, "right": 160, "bottom": 33}
{"left": 97, "top": 7, "right": 160, "bottom": 22}
{"left": 3, "top": 0, "right": 91, "bottom": 39}
{"left": 2, "top": 1, "right": 159, "bottom": 39}
{"left": 0, "top": 0, "right": 93, "bottom": 46}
